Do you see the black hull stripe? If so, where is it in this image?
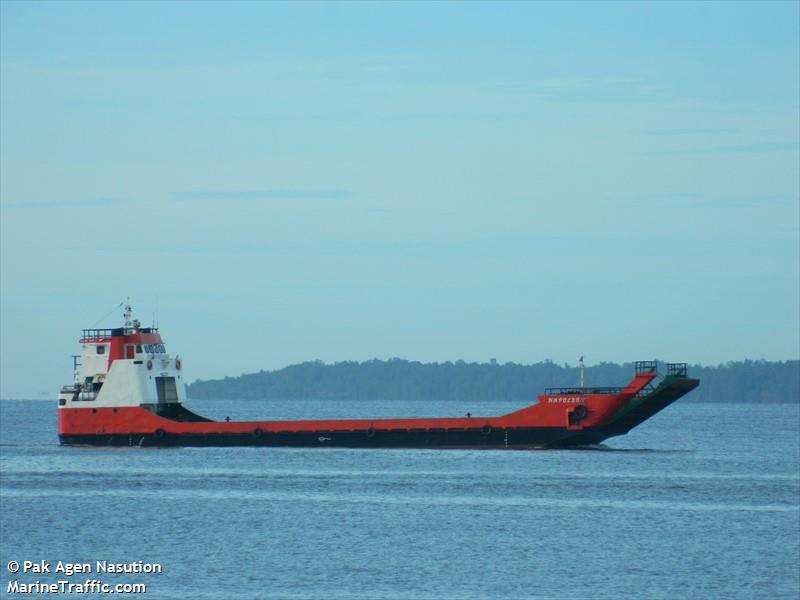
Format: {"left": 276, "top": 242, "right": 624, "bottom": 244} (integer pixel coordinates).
{"left": 59, "top": 427, "right": 618, "bottom": 449}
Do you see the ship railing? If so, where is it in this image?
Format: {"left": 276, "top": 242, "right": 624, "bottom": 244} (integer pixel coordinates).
{"left": 635, "top": 384, "right": 657, "bottom": 398}
{"left": 666, "top": 363, "right": 689, "bottom": 378}
{"left": 81, "top": 328, "right": 118, "bottom": 341}
{"left": 635, "top": 360, "right": 658, "bottom": 374}
{"left": 80, "top": 327, "right": 158, "bottom": 341}
{"left": 544, "top": 387, "right": 623, "bottom": 395}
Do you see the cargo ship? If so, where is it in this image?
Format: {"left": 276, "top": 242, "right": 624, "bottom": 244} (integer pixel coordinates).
{"left": 58, "top": 304, "right": 699, "bottom": 448}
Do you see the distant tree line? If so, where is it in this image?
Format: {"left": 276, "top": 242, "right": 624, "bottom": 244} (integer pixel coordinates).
{"left": 187, "top": 359, "right": 799, "bottom": 403}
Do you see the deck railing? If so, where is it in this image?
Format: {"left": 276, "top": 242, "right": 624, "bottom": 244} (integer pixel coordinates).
{"left": 635, "top": 360, "right": 658, "bottom": 374}
{"left": 666, "top": 363, "right": 689, "bottom": 377}
{"left": 544, "top": 386, "right": 623, "bottom": 395}
{"left": 80, "top": 327, "right": 158, "bottom": 341}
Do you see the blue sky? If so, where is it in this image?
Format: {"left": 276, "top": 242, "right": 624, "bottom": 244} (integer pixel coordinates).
{"left": 1, "top": 1, "right": 798, "bottom": 398}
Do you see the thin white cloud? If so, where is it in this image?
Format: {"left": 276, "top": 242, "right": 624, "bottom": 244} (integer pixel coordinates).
{"left": 646, "top": 128, "right": 742, "bottom": 136}
{"left": 173, "top": 189, "right": 352, "bottom": 202}
{"left": 1, "top": 197, "right": 128, "bottom": 209}
{"left": 641, "top": 142, "right": 798, "bottom": 156}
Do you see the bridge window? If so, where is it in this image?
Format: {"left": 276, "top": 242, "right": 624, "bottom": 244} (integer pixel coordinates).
{"left": 96, "top": 345, "right": 105, "bottom": 355}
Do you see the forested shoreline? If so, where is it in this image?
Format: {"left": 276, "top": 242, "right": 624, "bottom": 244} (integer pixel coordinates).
{"left": 188, "top": 359, "right": 799, "bottom": 403}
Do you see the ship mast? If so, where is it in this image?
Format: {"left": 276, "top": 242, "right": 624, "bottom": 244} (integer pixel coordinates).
{"left": 579, "top": 356, "right": 585, "bottom": 389}
{"left": 123, "top": 297, "right": 140, "bottom": 333}
{"left": 123, "top": 297, "right": 133, "bottom": 330}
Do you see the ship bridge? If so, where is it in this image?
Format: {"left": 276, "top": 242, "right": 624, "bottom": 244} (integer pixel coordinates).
{"left": 59, "top": 302, "right": 185, "bottom": 409}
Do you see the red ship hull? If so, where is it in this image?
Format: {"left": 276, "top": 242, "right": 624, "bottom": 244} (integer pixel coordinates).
{"left": 58, "top": 363, "right": 699, "bottom": 449}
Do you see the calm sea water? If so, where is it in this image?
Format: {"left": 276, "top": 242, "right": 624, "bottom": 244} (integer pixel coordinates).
{"left": 1, "top": 398, "right": 798, "bottom": 600}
